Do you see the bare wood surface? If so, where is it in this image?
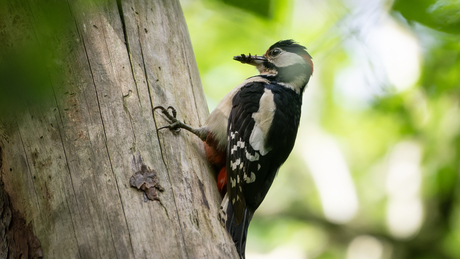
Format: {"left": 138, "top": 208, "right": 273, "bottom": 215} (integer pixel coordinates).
{"left": 0, "top": 0, "right": 237, "bottom": 258}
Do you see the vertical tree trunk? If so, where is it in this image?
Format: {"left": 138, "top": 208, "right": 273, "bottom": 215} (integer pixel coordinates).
{"left": 0, "top": 0, "right": 238, "bottom": 258}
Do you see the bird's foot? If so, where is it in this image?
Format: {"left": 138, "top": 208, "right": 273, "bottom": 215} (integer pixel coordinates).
{"left": 153, "top": 106, "right": 182, "bottom": 133}
{"left": 153, "top": 106, "right": 208, "bottom": 141}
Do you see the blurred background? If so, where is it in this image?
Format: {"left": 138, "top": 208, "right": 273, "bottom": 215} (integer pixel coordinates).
{"left": 1, "top": 0, "right": 459, "bottom": 258}
{"left": 180, "top": 0, "right": 460, "bottom": 258}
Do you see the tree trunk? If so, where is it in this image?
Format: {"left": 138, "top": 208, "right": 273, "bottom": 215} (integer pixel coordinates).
{"left": 0, "top": 0, "right": 237, "bottom": 258}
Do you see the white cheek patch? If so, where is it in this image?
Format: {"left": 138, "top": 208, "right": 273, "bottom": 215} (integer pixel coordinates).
{"left": 274, "top": 51, "right": 306, "bottom": 68}
{"left": 249, "top": 89, "right": 276, "bottom": 156}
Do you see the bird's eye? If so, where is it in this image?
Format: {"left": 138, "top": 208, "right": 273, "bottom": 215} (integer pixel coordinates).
{"left": 271, "top": 49, "right": 281, "bottom": 56}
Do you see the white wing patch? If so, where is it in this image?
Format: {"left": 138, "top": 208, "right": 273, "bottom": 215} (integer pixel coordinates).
{"left": 230, "top": 158, "right": 241, "bottom": 170}
{"left": 249, "top": 89, "right": 276, "bottom": 156}
{"left": 230, "top": 177, "right": 236, "bottom": 187}
{"left": 245, "top": 149, "right": 259, "bottom": 161}
{"left": 243, "top": 172, "right": 256, "bottom": 184}
{"left": 219, "top": 194, "right": 229, "bottom": 227}
{"left": 206, "top": 77, "right": 270, "bottom": 149}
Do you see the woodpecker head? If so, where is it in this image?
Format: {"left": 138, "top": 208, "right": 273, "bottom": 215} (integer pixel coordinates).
{"left": 234, "top": 40, "right": 313, "bottom": 94}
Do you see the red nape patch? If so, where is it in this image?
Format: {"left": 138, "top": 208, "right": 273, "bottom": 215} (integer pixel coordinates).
{"left": 217, "top": 167, "right": 227, "bottom": 197}
{"left": 302, "top": 54, "right": 314, "bottom": 73}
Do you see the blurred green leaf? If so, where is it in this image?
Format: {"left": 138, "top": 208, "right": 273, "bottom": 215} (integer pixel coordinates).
{"left": 0, "top": 48, "right": 52, "bottom": 114}
{"left": 0, "top": 0, "right": 74, "bottom": 116}
{"left": 392, "top": 0, "right": 460, "bottom": 34}
{"left": 218, "top": 0, "right": 272, "bottom": 18}
{"left": 420, "top": 39, "right": 460, "bottom": 96}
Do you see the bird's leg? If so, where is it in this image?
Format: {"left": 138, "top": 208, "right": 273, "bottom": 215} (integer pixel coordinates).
{"left": 153, "top": 106, "right": 208, "bottom": 142}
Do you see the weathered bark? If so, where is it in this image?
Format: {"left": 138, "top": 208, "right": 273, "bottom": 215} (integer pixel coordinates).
{"left": 0, "top": 0, "right": 238, "bottom": 258}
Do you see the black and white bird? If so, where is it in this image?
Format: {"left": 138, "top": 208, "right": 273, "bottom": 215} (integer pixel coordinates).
{"left": 155, "top": 39, "right": 313, "bottom": 258}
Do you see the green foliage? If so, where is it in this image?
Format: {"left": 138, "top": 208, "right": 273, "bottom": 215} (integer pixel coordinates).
{"left": 1, "top": 0, "right": 459, "bottom": 257}
{"left": 219, "top": 0, "right": 272, "bottom": 18}
{"left": 182, "top": 0, "right": 460, "bottom": 258}
{"left": 0, "top": 48, "right": 52, "bottom": 114}
{"left": 0, "top": 0, "right": 109, "bottom": 117}
{"left": 0, "top": 0, "right": 74, "bottom": 116}
{"left": 393, "top": 0, "right": 460, "bottom": 34}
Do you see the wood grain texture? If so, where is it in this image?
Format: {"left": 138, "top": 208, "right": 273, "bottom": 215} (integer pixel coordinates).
{"left": 0, "top": 0, "right": 238, "bottom": 258}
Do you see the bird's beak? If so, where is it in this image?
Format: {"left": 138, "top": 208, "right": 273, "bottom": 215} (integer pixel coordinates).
{"left": 233, "top": 53, "right": 267, "bottom": 66}
{"left": 252, "top": 55, "right": 267, "bottom": 61}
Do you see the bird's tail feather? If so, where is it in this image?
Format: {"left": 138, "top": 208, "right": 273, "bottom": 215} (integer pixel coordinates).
{"left": 219, "top": 194, "right": 253, "bottom": 259}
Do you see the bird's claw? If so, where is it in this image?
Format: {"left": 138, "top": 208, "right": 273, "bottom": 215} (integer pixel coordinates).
{"left": 153, "top": 105, "right": 177, "bottom": 120}
{"left": 153, "top": 106, "right": 181, "bottom": 133}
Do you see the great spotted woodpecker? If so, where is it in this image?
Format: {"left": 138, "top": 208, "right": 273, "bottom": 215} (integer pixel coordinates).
{"left": 155, "top": 40, "right": 313, "bottom": 258}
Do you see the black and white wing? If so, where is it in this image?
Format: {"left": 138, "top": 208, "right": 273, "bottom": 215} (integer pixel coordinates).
{"left": 226, "top": 81, "right": 279, "bottom": 224}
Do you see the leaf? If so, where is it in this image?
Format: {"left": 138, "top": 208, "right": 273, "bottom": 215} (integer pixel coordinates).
{"left": 392, "top": 0, "right": 460, "bottom": 34}
{"left": 219, "top": 0, "right": 272, "bottom": 18}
